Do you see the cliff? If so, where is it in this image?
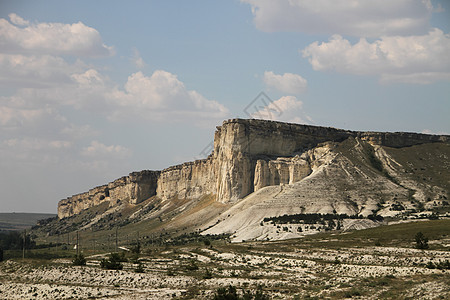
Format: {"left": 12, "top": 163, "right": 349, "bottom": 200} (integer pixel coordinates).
{"left": 57, "top": 118, "right": 449, "bottom": 218}
{"left": 58, "top": 171, "right": 160, "bottom": 218}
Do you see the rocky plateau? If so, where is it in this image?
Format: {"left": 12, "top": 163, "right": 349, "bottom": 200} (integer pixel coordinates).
{"left": 53, "top": 118, "right": 450, "bottom": 242}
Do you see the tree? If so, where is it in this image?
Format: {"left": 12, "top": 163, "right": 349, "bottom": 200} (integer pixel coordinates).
{"left": 213, "top": 285, "right": 238, "bottom": 300}
{"left": 72, "top": 253, "right": 86, "bottom": 266}
{"left": 415, "top": 232, "right": 429, "bottom": 249}
{"left": 100, "top": 252, "right": 126, "bottom": 270}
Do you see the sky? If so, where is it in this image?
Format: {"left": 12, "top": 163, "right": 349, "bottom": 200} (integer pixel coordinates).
{"left": 0, "top": 0, "right": 449, "bottom": 213}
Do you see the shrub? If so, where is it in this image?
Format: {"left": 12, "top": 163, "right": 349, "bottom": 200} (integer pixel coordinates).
{"left": 415, "top": 232, "right": 429, "bottom": 249}
{"left": 344, "top": 288, "right": 362, "bottom": 298}
{"left": 212, "top": 285, "right": 269, "bottom": 300}
{"left": 130, "top": 243, "right": 141, "bottom": 254}
{"left": 426, "top": 260, "right": 450, "bottom": 270}
{"left": 186, "top": 259, "right": 199, "bottom": 271}
{"left": 134, "top": 262, "right": 145, "bottom": 273}
{"left": 72, "top": 253, "right": 86, "bottom": 266}
{"left": 213, "top": 285, "right": 238, "bottom": 300}
{"left": 203, "top": 268, "right": 213, "bottom": 279}
{"left": 100, "top": 252, "right": 126, "bottom": 270}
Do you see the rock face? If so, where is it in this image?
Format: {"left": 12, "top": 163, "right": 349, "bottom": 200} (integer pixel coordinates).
{"left": 57, "top": 118, "right": 449, "bottom": 218}
{"left": 156, "top": 159, "right": 216, "bottom": 201}
{"left": 253, "top": 157, "right": 312, "bottom": 191}
{"left": 58, "top": 171, "right": 160, "bottom": 218}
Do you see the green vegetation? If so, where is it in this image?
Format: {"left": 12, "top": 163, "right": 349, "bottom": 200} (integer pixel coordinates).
{"left": 365, "top": 145, "right": 383, "bottom": 172}
{"left": 203, "top": 268, "right": 213, "bottom": 279}
{"left": 100, "top": 252, "right": 127, "bottom": 270}
{"left": 263, "top": 212, "right": 383, "bottom": 229}
{"left": 264, "top": 213, "right": 361, "bottom": 224}
{"left": 134, "top": 262, "right": 145, "bottom": 273}
{"left": 0, "top": 230, "right": 36, "bottom": 250}
{"left": 415, "top": 231, "right": 429, "bottom": 249}
{"left": 426, "top": 260, "right": 450, "bottom": 270}
{"left": 1, "top": 218, "right": 449, "bottom": 299}
{"left": 297, "top": 219, "right": 450, "bottom": 249}
{"left": 364, "top": 144, "right": 399, "bottom": 184}
{"left": 185, "top": 259, "right": 199, "bottom": 271}
{"left": 72, "top": 253, "right": 86, "bottom": 266}
{"left": 212, "top": 285, "right": 269, "bottom": 300}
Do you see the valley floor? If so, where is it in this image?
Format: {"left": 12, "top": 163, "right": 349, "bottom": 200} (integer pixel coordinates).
{"left": 1, "top": 239, "right": 449, "bottom": 299}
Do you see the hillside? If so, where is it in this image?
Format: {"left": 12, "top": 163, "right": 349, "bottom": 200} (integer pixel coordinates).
{"left": 32, "top": 119, "right": 449, "bottom": 245}
{"left": 0, "top": 213, "right": 56, "bottom": 231}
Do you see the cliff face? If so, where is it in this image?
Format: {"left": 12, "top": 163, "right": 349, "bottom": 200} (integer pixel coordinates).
{"left": 57, "top": 118, "right": 449, "bottom": 218}
{"left": 58, "top": 171, "right": 160, "bottom": 218}
{"left": 156, "top": 159, "right": 216, "bottom": 201}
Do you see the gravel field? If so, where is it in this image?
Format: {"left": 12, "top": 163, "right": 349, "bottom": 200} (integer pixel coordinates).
{"left": 1, "top": 242, "right": 449, "bottom": 299}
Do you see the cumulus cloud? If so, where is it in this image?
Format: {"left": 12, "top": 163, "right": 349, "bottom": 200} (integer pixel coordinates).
{"left": 302, "top": 29, "right": 450, "bottom": 84}
{"left": 0, "top": 54, "right": 85, "bottom": 88}
{"left": 8, "top": 13, "right": 29, "bottom": 26}
{"left": 109, "top": 70, "right": 229, "bottom": 122}
{"left": 0, "top": 14, "right": 114, "bottom": 57}
{"left": 263, "top": 71, "right": 307, "bottom": 94}
{"left": 81, "top": 141, "right": 132, "bottom": 159}
{"left": 251, "top": 95, "right": 312, "bottom": 124}
{"left": 131, "top": 48, "right": 146, "bottom": 69}
{"left": 242, "top": 0, "right": 433, "bottom": 37}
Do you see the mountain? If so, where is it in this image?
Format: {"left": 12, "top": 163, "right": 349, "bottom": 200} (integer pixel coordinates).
{"left": 34, "top": 119, "right": 449, "bottom": 243}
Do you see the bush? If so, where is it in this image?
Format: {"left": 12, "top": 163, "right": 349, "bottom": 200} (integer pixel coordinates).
{"left": 130, "top": 243, "right": 141, "bottom": 254}
{"left": 426, "top": 260, "right": 450, "bottom": 270}
{"left": 344, "top": 288, "right": 362, "bottom": 298}
{"left": 203, "top": 268, "right": 213, "bottom": 279}
{"left": 134, "top": 262, "right": 145, "bottom": 273}
{"left": 415, "top": 232, "right": 429, "bottom": 249}
{"left": 72, "top": 253, "right": 86, "bottom": 266}
{"left": 213, "top": 285, "right": 238, "bottom": 300}
{"left": 185, "top": 260, "right": 199, "bottom": 271}
{"left": 100, "top": 252, "right": 126, "bottom": 270}
{"left": 212, "top": 285, "right": 269, "bottom": 300}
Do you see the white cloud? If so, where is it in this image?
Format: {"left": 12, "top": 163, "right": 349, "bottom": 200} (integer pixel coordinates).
{"left": 81, "top": 141, "right": 132, "bottom": 159}
{"left": 8, "top": 13, "right": 29, "bottom": 26}
{"left": 0, "top": 137, "right": 72, "bottom": 166}
{"left": 0, "top": 14, "right": 114, "bottom": 57}
{"left": 251, "top": 95, "right": 312, "bottom": 124}
{"left": 109, "top": 70, "right": 229, "bottom": 123}
{"left": 263, "top": 71, "right": 307, "bottom": 94}
{"left": 131, "top": 48, "right": 146, "bottom": 69}
{"left": 3, "top": 138, "right": 72, "bottom": 151}
{"left": 1, "top": 67, "right": 229, "bottom": 128}
{"left": 0, "top": 53, "right": 84, "bottom": 88}
{"left": 302, "top": 29, "right": 450, "bottom": 84}
{"left": 242, "top": 0, "right": 433, "bottom": 37}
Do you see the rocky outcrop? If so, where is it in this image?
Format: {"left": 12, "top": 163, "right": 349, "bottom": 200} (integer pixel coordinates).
{"left": 58, "top": 171, "right": 159, "bottom": 218}
{"left": 156, "top": 159, "right": 216, "bottom": 201}
{"left": 253, "top": 157, "right": 311, "bottom": 191}
{"left": 58, "top": 118, "right": 449, "bottom": 218}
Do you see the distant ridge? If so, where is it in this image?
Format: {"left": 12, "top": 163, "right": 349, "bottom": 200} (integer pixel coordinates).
{"left": 0, "top": 213, "right": 56, "bottom": 231}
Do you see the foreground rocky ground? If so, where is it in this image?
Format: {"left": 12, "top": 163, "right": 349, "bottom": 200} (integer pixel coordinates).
{"left": 1, "top": 236, "right": 449, "bottom": 300}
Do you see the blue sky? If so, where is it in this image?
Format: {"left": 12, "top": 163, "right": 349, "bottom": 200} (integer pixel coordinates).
{"left": 0, "top": 0, "right": 449, "bottom": 213}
